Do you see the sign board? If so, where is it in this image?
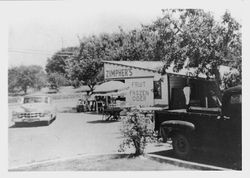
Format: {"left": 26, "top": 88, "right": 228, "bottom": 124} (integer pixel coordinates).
{"left": 125, "top": 78, "right": 154, "bottom": 106}
{"left": 104, "top": 63, "right": 155, "bottom": 79}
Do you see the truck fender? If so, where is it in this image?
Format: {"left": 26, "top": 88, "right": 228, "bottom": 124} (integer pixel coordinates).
{"left": 160, "top": 120, "right": 195, "bottom": 142}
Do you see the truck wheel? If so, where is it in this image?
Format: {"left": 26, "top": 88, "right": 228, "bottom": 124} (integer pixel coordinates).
{"left": 172, "top": 133, "right": 192, "bottom": 159}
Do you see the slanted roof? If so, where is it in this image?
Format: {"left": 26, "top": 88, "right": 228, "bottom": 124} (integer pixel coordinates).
{"left": 103, "top": 60, "right": 237, "bottom": 79}
{"left": 103, "top": 60, "right": 163, "bottom": 72}
{"left": 103, "top": 60, "right": 208, "bottom": 78}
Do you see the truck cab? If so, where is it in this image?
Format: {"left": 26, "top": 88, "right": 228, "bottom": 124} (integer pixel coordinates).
{"left": 156, "top": 86, "right": 242, "bottom": 166}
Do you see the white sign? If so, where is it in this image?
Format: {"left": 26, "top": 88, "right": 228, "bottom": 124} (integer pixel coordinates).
{"left": 125, "top": 78, "right": 154, "bottom": 106}
{"left": 104, "top": 63, "right": 155, "bottom": 79}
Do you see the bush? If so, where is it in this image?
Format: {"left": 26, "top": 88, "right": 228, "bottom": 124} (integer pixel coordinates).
{"left": 118, "top": 109, "right": 156, "bottom": 156}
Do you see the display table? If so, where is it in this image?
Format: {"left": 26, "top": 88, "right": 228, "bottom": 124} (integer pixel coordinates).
{"left": 103, "top": 107, "right": 123, "bottom": 121}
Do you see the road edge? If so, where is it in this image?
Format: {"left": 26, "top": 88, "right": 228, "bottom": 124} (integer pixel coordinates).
{"left": 145, "top": 153, "right": 232, "bottom": 171}
{"left": 9, "top": 152, "right": 233, "bottom": 171}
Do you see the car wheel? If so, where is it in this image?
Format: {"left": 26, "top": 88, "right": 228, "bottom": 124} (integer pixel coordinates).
{"left": 172, "top": 133, "right": 192, "bottom": 159}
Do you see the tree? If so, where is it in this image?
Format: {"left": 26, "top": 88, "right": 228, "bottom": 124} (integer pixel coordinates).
{"left": 66, "top": 36, "right": 105, "bottom": 91}
{"left": 45, "top": 47, "right": 78, "bottom": 75}
{"left": 148, "top": 9, "right": 241, "bottom": 87}
{"left": 47, "top": 72, "right": 69, "bottom": 89}
{"left": 65, "top": 28, "right": 159, "bottom": 91}
{"left": 66, "top": 57, "right": 103, "bottom": 91}
{"left": 8, "top": 65, "right": 47, "bottom": 94}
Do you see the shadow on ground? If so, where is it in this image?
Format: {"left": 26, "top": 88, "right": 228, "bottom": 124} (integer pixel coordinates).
{"left": 149, "top": 149, "right": 241, "bottom": 170}
{"left": 58, "top": 107, "right": 77, "bottom": 113}
{"left": 87, "top": 119, "right": 120, "bottom": 124}
{"left": 9, "top": 119, "right": 56, "bottom": 128}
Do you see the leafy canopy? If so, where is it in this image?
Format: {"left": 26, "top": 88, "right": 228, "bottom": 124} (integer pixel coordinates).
{"left": 8, "top": 65, "right": 47, "bottom": 94}
{"left": 147, "top": 9, "right": 241, "bottom": 83}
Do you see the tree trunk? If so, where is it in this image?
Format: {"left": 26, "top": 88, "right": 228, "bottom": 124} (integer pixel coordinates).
{"left": 133, "top": 139, "right": 142, "bottom": 156}
{"left": 23, "top": 86, "right": 27, "bottom": 95}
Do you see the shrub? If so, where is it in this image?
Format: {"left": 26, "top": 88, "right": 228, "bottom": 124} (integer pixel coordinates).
{"left": 118, "top": 109, "right": 156, "bottom": 156}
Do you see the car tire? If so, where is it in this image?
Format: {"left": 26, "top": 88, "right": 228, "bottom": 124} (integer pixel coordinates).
{"left": 172, "top": 133, "right": 192, "bottom": 159}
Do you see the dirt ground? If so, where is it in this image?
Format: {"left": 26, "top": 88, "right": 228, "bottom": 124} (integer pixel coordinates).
{"left": 10, "top": 154, "right": 190, "bottom": 171}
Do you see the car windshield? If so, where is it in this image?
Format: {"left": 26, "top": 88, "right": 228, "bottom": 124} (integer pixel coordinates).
{"left": 23, "top": 97, "right": 48, "bottom": 104}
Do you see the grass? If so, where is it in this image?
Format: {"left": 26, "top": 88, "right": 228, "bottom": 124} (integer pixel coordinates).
{"left": 8, "top": 86, "right": 87, "bottom": 104}
{"left": 10, "top": 154, "right": 190, "bottom": 171}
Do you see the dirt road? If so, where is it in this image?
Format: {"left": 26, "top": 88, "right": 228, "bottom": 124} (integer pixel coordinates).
{"left": 9, "top": 112, "right": 124, "bottom": 168}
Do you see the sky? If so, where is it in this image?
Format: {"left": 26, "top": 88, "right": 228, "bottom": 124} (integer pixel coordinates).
{"left": 6, "top": 0, "right": 244, "bottom": 68}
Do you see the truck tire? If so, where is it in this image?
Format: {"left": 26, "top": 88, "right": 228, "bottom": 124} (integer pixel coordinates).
{"left": 172, "top": 133, "right": 192, "bottom": 159}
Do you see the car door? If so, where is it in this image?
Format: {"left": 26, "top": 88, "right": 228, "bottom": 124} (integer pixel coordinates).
{"left": 219, "top": 92, "right": 242, "bottom": 153}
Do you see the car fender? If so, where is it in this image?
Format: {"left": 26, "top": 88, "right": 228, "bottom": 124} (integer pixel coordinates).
{"left": 160, "top": 120, "right": 195, "bottom": 141}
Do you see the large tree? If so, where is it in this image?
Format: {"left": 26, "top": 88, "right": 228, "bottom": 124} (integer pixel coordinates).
{"left": 65, "top": 28, "right": 160, "bottom": 90}
{"left": 8, "top": 65, "right": 47, "bottom": 94}
{"left": 148, "top": 9, "right": 241, "bottom": 86}
{"left": 66, "top": 36, "right": 105, "bottom": 91}
{"left": 47, "top": 72, "right": 69, "bottom": 89}
{"left": 45, "top": 47, "right": 78, "bottom": 75}
{"left": 52, "top": 10, "right": 241, "bottom": 91}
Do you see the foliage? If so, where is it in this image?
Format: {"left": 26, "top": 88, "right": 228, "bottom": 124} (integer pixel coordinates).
{"left": 45, "top": 47, "right": 78, "bottom": 75}
{"left": 65, "top": 29, "right": 160, "bottom": 90}
{"left": 65, "top": 36, "right": 106, "bottom": 90}
{"left": 47, "top": 72, "right": 69, "bottom": 89}
{"left": 45, "top": 9, "right": 241, "bottom": 91}
{"left": 221, "top": 71, "right": 241, "bottom": 90}
{"left": 8, "top": 65, "right": 47, "bottom": 94}
{"left": 119, "top": 109, "right": 156, "bottom": 156}
{"left": 148, "top": 9, "right": 241, "bottom": 85}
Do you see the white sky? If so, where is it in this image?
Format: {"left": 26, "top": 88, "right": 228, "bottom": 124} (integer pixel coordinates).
{"left": 5, "top": 0, "right": 244, "bottom": 68}
{"left": 6, "top": 0, "right": 244, "bottom": 69}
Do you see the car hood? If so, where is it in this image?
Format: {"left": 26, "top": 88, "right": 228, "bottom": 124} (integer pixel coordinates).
{"left": 15, "top": 103, "right": 53, "bottom": 113}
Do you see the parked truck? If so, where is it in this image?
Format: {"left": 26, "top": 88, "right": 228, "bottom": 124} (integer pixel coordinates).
{"left": 154, "top": 86, "right": 241, "bottom": 164}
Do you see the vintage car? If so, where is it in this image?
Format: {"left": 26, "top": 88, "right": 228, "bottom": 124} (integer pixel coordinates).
{"left": 12, "top": 95, "right": 57, "bottom": 126}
